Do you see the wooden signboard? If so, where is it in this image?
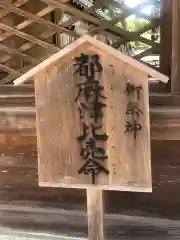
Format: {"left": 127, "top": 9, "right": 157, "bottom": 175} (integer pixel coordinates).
{"left": 35, "top": 52, "right": 152, "bottom": 192}
{"left": 14, "top": 35, "right": 169, "bottom": 240}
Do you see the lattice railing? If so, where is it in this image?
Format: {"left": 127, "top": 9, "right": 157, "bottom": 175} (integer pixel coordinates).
{"left": 0, "top": 0, "right": 160, "bottom": 84}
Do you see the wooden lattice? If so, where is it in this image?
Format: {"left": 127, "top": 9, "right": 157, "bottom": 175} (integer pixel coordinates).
{"left": 0, "top": 0, "right": 160, "bottom": 84}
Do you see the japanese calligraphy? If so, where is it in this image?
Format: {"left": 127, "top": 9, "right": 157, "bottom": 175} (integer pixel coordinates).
{"left": 124, "top": 82, "right": 142, "bottom": 101}
{"left": 124, "top": 82, "right": 143, "bottom": 139}
{"left": 125, "top": 102, "right": 143, "bottom": 117}
{"left": 74, "top": 53, "right": 109, "bottom": 184}
{"left": 125, "top": 120, "right": 142, "bottom": 139}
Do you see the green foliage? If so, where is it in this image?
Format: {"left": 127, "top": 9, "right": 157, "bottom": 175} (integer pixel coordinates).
{"left": 124, "top": 16, "right": 149, "bottom": 32}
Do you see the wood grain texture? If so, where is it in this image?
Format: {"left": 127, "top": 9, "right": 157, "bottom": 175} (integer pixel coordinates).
{"left": 160, "top": 0, "right": 172, "bottom": 78}
{"left": 14, "top": 35, "right": 168, "bottom": 85}
{"left": 0, "top": 1, "right": 79, "bottom": 38}
{"left": 34, "top": 52, "right": 152, "bottom": 192}
{"left": 0, "top": 128, "right": 180, "bottom": 220}
{"left": 0, "top": 94, "right": 180, "bottom": 140}
{"left": 0, "top": 89, "right": 180, "bottom": 238}
{"left": 87, "top": 189, "right": 104, "bottom": 240}
{"left": 0, "top": 22, "right": 58, "bottom": 53}
{"left": 35, "top": 63, "right": 90, "bottom": 186}
{"left": 171, "top": 0, "right": 180, "bottom": 93}
{"left": 0, "top": 114, "right": 180, "bottom": 223}
{"left": 102, "top": 56, "right": 151, "bottom": 191}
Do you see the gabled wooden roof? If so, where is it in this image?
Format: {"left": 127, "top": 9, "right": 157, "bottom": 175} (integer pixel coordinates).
{"left": 14, "top": 35, "right": 168, "bottom": 85}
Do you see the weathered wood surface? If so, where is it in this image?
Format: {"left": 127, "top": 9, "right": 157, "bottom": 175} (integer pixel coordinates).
{"left": 87, "top": 189, "right": 104, "bottom": 240}
{"left": 0, "top": 86, "right": 180, "bottom": 238}
{"left": 160, "top": 0, "right": 172, "bottom": 78}
{"left": 14, "top": 35, "right": 168, "bottom": 85}
{"left": 0, "top": 91, "right": 179, "bottom": 209}
{"left": 34, "top": 57, "right": 151, "bottom": 191}
{"left": 0, "top": 105, "right": 180, "bottom": 139}
{"left": 171, "top": 0, "right": 180, "bottom": 93}
{"left": 0, "top": 134, "right": 180, "bottom": 217}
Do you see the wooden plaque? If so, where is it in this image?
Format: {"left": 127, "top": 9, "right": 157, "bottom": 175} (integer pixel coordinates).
{"left": 13, "top": 35, "right": 168, "bottom": 192}
{"left": 34, "top": 45, "right": 152, "bottom": 192}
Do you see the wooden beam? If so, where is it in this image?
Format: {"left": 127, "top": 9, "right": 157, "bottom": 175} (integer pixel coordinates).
{"left": 134, "top": 48, "right": 154, "bottom": 60}
{"left": 58, "top": 0, "right": 70, "bottom": 2}
{"left": 137, "top": 19, "right": 159, "bottom": 35}
{"left": 0, "top": 1, "right": 79, "bottom": 39}
{"left": 13, "top": 35, "right": 168, "bottom": 85}
{"left": 114, "top": 18, "right": 159, "bottom": 47}
{"left": 0, "top": 91, "right": 180, "bottom": 106}
{"left": 0, "top": 64, "right": 21, "bottom": 77}
{"left": 160, "top": 0, "right": 172, "bottom": 78}
{"left": 0, "top": 43, "right": 40, "bottom": 65}
{"left": 99, "top": 0, "right": 152, "bottom": 22}
{"left": 0, "top": 6, "right": 55, "bottom": 42}
{"left": 90, "top": 18, "right": 159, "bottom": 40}
{"left": 0, "top": 0, "right": 28, "bottom": 20}
{"left": 171, "top": 0, "right": 180, "bottom": 94}
{"left": 53, "top": 2, "right": 101, "bottom": 46}
{"left": 55, "top": 1, "right": 102, "bottom": 28}
{"left": 0, "top": 90, "right": 177, "bottom": 141}
{"left": 0, "top": 75, "right": 17, "bottom": 85}
{"left": 0, "top": 3, "right": 96, "bottom": 63}
{"left": 0, "top": 0, "right": 157, "bottom": 75}
{"left": 0, "top": 102, "right": 178, "bottom": 140}
{"left": 0, "top": 23, "right": 59, "bottom": 53}
{"left": 149, "top": 93, "right": 180, "bottom": 106}
{"left": 108, "top": 21, "right": 159, "bottom": 51}
{"left": 0, "top": 0, "right": 159, "bottom": 80}
{"left": 42, "top": 0, "right": 159, "bottom": 47}
{"left": 118, "top": 0, "right": 155, "bottom": 22}
{"left": 0, "top": 30, "right": 58, "bottom": 79}
{"left": 0, "top": 66, "right": 34, "bottom": 84}
{"left": 0, "top": 4, "right": 92, "bottom": 70}
{"left": 119, "top": 0, "right": 152, "bottom": 21}
{"left": 0, "top": 84, "right": 34, "bottom": 94}
{"left": 0, "top": 0, "right": 24, "bottom": 77}
{"left": 150, "top": 106, "right": 180, "bottom": 140}
{"left": 0, "top": 6, "right": 57, "bottom": 69}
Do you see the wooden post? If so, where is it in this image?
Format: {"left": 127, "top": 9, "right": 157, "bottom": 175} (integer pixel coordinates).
{"left": 87, "top": 189, "right": 104, "bottom": 240}
{"left": 156, "top": 0, "right": 172, "bottom": 92}
{"left": 171, "top": 0, "right": 180, "bottom": 94}
{"left": 160, "top": 0, "right": 172, "bottom": 77}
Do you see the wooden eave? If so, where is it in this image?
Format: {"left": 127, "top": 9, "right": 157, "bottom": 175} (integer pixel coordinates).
{"left": 0, "top": 0, "right": 162, "bottom": 84}
{"left": 14, "top": 35, "right": 169, "bottom": 86}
